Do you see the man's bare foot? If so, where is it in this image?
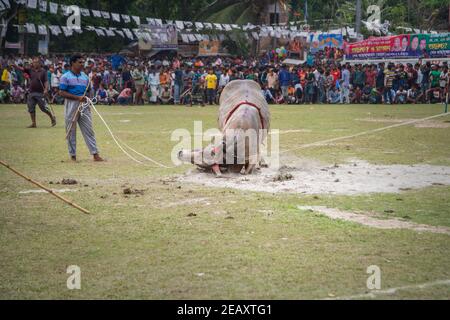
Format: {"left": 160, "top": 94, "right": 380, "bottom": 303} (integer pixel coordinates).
{"left": 27, "top": 123, "right": 36, "bottom": 128}
{"left": 93, "top": 154, "right": 105, "bottom": 162}
{"left": 71, "top": 155, "right": 77, "bottom": 162}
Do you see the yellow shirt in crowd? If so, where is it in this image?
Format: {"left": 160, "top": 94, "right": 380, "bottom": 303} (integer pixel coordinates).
{"left": 205, "top": 74, "right": 217, "bottom": 89}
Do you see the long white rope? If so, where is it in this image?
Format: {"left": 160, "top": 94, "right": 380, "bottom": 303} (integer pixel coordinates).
{"left": 82, "top": 97, "right": 449, "bottom": 165}
{"left": 281, "top": 112, "right": 450, "bottom": 154}
{"left": 84, "top": 98, "right": 174, "bottom": 168}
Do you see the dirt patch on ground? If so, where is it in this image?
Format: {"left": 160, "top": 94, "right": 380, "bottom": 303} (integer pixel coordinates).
{"left": 177, "top": 157, "right": 450, "bottom": 195}
{"left": 19, "top": 189, "right": 78, "bottom": 194}
{"left": 356, "top": 118, "right": 450, "bottom": 128}
{"left": 298, "top": 206, "right": 450, "bottom": 235}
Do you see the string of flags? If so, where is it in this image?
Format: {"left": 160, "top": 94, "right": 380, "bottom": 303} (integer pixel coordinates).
{"left": 10, "top": 0, "right": 362, "bottom": 43}
{"left": 14, "top": 22, "right": 320, "bottom": 43}
{"left": 13, "top": 0, "right": 311, "bottom": 34}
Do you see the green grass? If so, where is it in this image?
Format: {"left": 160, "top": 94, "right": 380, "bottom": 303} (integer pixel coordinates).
{"left": 0, "top": 103, "right": 449, "bottom": 299}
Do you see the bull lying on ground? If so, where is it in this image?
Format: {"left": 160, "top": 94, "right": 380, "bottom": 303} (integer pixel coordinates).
{"left": 178, "top": 80, "right": 270, "bottom": 175}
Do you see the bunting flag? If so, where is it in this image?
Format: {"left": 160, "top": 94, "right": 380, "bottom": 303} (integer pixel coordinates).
{"left": 48, "top": 25, "right": 61, "bottom": 36}
{"left": 105, "top": 28, "right": 115, "bottom": 37}
{"left": 111, "top": 13, "right": 120, "bottom": 22}
{"left": 121, "top": 15, "right": 130, "bottom": 23}
{"left": 100, "top": 11, "right": 110, "bottom": 19}
{"left": 25, "top": 22, "right": 36, "bottom": 33}
{"left": 91, "top": 10, "right": 101, "bottom": 18}
{"left": 181, "top": 34, "right": 189, "bottom": 43}
{"left": 115, "top": 30, "right": 124, "bottom": 38}
{"left": 27, "top": 0, "right": 37, "bottom": 9}
{"left": 1, "top": 0, "right": 11, "bottom": 9}
{"left": 48, "top": 2, "right": 57, "bottom": 14}
{"left": 38, "top": 0, "right": 46, "bottom": 12}
{"left": 38, "top": 24, "right": 47, "bottom": 35}
{"left": 95, "top": 28, "right": 105, "bottom": 36}
{"left": 132, "top": 16, "right": 140, "bottom": 25}
{"left": 175, "top": 21, "right": 184, "bottom": 30}
{"left": 122, "top": 28, "right": 134, "bottom": 40}
{"left": 223, "top": 24, "right": 232, "bottom": 31}
{"left": 80, "top": 8, "right": 90, "bottom": 17}
{"left": 188, "top": 34, "right": 196, "bottom": 42}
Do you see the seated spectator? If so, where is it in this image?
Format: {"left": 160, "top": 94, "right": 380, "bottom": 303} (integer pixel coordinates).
{"left": 395, "top": 86, "right": 408, "bottom": 104}
{"left": 362, "top": 84, "right": 372, "bottom": 103}
{"left": 351, "top": 86, "right": 362, "bottom": 104}
{"left": 160, "top": 85, "right": 173, "bottom": 104}
{"left": 117, "top": 88, "right": 132, "bottom": 105}
{"left": 262, "top": 85, "right": 275, "bottom": 103}
{"left": 96, "top": 84, "right": 108, "bottom": 104}
{"left": 369, "top": 87, "right": 382, "bottom": 104}
{"left": 407, "top": 84, "right": 420, "bottom": 104}
{"left": 327, "top": 86, "right": 341, "bottom": 104}
{"left": 10, "top": 84, "right": 25, "bottom": 104}
{"left": 106, "top": 84, "right": 119, "bottom": 105}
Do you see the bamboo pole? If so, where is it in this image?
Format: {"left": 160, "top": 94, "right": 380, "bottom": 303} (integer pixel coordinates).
{"left": 0, "top": 159, "right": 90, "bottom": 215}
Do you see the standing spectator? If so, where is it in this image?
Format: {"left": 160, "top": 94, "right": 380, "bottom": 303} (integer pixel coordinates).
{"left": 205, "top": 69, "right": 218, "bottom": 105}
{"left": 121, "top": 64, "right": 132, "bottom": 89}
{"left": 352, "top": 64, "right": 365, "bottom": 89}
{"left": 147, "top": 67, "right": 160, "bottom": 104}
{"left": 365, "top": 65, "right": 377, "bottom": 89}
{"left": 340, "top": 65, "right": 350, "bottom": 104}
{"left": 278, "top": 65, "right": 291, "bottom": 103}
{"left": 266, "top": 69, "right": 278, "bottom": 99}
{"left": 23, "top": 57, "right": 56, "bottom": 128}
{"left": 132, "top": 65, "right": 145, "bottom": 105}
{"left": 383, "top": 64, "right": 396, "bottom": 104}
{"left": 173, "top": 66, "right": 184, "bottom": 105}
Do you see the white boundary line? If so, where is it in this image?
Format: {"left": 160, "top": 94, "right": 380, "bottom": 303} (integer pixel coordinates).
{"left": 281, "top": 112, "right": 450, "bottom": 154}
{"left": 324, "top": 279, "right": 450, "bottom": 300}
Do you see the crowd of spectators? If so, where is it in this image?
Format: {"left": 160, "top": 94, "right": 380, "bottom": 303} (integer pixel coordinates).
{"left": 0, "top": 49, "right": 449, "bottom": 107}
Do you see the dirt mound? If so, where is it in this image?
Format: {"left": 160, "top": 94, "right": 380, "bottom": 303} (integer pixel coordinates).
{"left": 178, "top": 157, "right": 450, "bottom": 195}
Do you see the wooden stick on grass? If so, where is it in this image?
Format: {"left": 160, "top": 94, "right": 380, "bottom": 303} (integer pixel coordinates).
{"left": 0, "top": 159, "right": 90, "bottom": 215}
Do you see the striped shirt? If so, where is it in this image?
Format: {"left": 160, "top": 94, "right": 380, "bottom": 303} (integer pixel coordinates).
{"left": 59, "top": 70, "right": 89, "bottom": 96}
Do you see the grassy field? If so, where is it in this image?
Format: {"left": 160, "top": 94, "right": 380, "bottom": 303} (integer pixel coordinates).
{"left": 0, "top": 103, "right": 449, "bottom": 299}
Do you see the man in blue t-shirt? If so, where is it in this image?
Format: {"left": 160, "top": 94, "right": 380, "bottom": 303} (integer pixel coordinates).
{"left": 59, "top": 54, "right": 104, "bottom": 162}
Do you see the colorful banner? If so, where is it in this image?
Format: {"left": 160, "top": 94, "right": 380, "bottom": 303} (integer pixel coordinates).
{"left": 345, "top": 33, "right": 450, "bottom": 59}
{"left": 198, "top": 40, "right": 220, "bottom": 56}
{"left": 141, "top": 24, "right": 178, "bottom": 50}
{"left": 309, "top": 33, "right": 343, "bottom": 53}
